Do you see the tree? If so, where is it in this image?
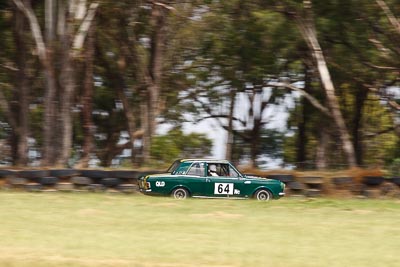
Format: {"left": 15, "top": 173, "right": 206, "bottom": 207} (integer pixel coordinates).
{"left": 12, "top": 0, "right": 29, "bottom": 165}
{"left": 188, "top": 1, "right": 300, "bottom": 167}
{"left": 151, "top": 128, "right": 212, "bottom": 166}
{"left": 0, "top": 0, "right": 398, "bottom": 169}
{"left": 12, "top": 0, "right": 99, "bottom": 166}
{"left": 276, "top": 0, "right": 357, "bottom": 167}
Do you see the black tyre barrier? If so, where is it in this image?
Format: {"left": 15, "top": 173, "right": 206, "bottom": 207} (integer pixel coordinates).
{"left": 100, "top": 178, "right": 121, "bottom": 187}
{"left": 331, "top": 177, "right": 354, "bottom": 186}
{"left": 108, "top": 170, "right": 140, "bottom": 179}
{"left": 56, "top": 182, "right": 74, "bottom": 191}
{"left": 87, "top": 183, "right": 105, "bottom": 192}
{"left": 117, "top": 184, "right": 138, "bottom": 193}
{"left": 362, "top": 176, "right": 384, "bottom": 186}
{"left": 79, "top": 170, "right": 109, "bottom": 179}
{"left": 0, "top": 170, "right": 16, "bottom": 178}
{"left": 305, "top": 188, "right": 321, "bottom": 198}
{"left": 335, "top": 189, "right": 354, "bottom": 197}
{"left": 350, "top": 184, "right": 366, "bottom": 195}
{"left": 4, "top": 168, "right": 399, "bottom": 198}
{"left": 6, "top": 177, "right": 28, "bottom": 185}
{"left": 387, "top": 177, "right": 400, "bottom": 186}
{"left": 25, "top": 183, "right": 42, "bottom": 192}
{"left": 38, "top": 176, "right": 59, "bottom": 186}
{"left": 71, "top": 176, "right": 93, "bottom": 185}
{"left": 267, "top": 174, "right": 294, "bottom": 183}
{"left": 50, "top": 169, "right": 80, "bottom": 178}
{"left": 302, "top": 176, "right": 324, "bottom": 185}
{"left": 17, "top": 170, "right": 50, "bottom": 179}
{"left": 287, "top": 181, "right": 305, "bottom": 191}
{"left": 380, "top": 182, "right": 399, "bottom": 196}
{"left": 363, "top": 188, "right": 381, "bottom": 198}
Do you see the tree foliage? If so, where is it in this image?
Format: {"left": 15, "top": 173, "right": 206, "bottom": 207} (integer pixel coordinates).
{"left": 0, "top": 0, "right": 399, "bottom": 169}
{"left": 151, "top": 128, "right": 212, "bottom": 166}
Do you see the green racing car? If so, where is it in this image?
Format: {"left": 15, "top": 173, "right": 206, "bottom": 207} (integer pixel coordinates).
{"left": 139, "top": 159, "right": 285, "bottom": 201}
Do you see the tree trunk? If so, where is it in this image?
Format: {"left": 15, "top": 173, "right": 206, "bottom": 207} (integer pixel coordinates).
{"left": 42, "top": 57, "right": 58, "bottom": 166}
{"left": 225, "top": 89, "right": 236, "bottom": 161}
{"left": 294, "top": 1, "right": 357, "bottom": 167}
{"left": 352, "top": 86, "right": 368, "bottom": 165}
{"left": 99, "top": 132, "right": 120, "bottom": 167}
{"left": 42, "top": 0, "right": 58, "bottom": 166}
{"left": 249, "top": 119, "right": 262, "bottom": 168}
{"left": 116, "top": 85, "right": 139, "bottom": 166}
{"left": 314, "top": 49, "right": 356, "bottom": 167}
{"left": 376, "top": 0, "right": 400, "bottom": 35}
{"left": 57, "top": 1, "right": 75, "bottom": 166}
{"left": 12, "top": 3, "right": 29, "bottom": 166}
{"left": 12, "top": 0, "right": 58, "bottom": 166}
{"left": 45, "top": 0, "right": 56, "bottom": 42}
{"left": 296, "top": 104, "right": 307, "bottom": 169}
{"left": 316, "top": 127, "right": 329, "bottom": 169}
{"left": 78, "top": 21, "right": 95, "bottom": 168}
{"left": 296, "top": 64, "right": 311, "bottom": 169}
{"left": 142, "top": 4, "right": 166, "bottom": 164}
{"left": 141, "top": 93, "right": 151, "bottom": 165}
{"left": 97, "top": 36, "right": 140, "bottom": 166}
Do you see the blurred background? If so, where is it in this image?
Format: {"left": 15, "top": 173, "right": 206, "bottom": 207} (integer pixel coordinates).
{"left": 0, "top": 0, "right": 399, "bottom": 171}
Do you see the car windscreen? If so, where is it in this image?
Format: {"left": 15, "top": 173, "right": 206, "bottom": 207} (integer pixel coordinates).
{"left": 167, "top": 160, "right": 181, "bottom": 173}
{"left": 172, "top": 161, "right": 192, "bottom": 175}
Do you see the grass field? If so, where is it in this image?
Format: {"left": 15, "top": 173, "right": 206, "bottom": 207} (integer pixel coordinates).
{"left": 0, "top": 192, "right": 399, "bottom": 267}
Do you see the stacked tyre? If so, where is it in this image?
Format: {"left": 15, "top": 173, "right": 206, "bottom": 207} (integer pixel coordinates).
{"left": 301, "top": 176, "right": 324, "bottom": 198}
{"left": 267, "top": 174, "right": 296, "bottom": 197}
{"left": 17, "top": 170, "right": 51, "bottom": 192}
{"left": 362, "top": 176, "right": 384, "bottom": 198}
{"left": 331, "top": 177, "right": 354, "bottom": 198}
{"left": 0, "top": 169, "right": 144, "bottom": 194}
{"left": 360, "top": 176, "right": 400, "bottom": 199}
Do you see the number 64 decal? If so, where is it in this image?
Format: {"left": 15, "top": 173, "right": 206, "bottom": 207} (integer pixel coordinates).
{"left": 214, "top": 183, "right": 234, "bottom": 195}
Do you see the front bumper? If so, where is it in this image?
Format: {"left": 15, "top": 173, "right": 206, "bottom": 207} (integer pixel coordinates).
{"left": 279, "top": 192, "right": 285, "bottom": 196}
{"left": 140, "top": 188, "right": 152, "bottom": 193}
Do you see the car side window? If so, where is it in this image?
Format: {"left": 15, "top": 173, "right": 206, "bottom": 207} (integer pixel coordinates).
{"left": 186, "top": 163, "right": 205, "bottom": 176}
{"left": 229, "top": 166, "right": 240, "bottom": 177}
{"left": 220, "top": 164, "right": 230, "bottom": 176}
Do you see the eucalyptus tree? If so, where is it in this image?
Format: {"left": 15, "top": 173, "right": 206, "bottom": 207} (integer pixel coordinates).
{"left": 372, "top": 0, "right": 400, "bottom": 134}
{"left": 188, "top": 1, "right": 301, "bottom": 167}
{"left": 0, "top": 1, "right": 33, "bottom": 166}
{"left": 269, "top": 0, "right": 359, "bottom": 167}
{"left": 12, "top": 0, "right": 99, "bottom": 166}
{"left": 290, "top": 0, "right": 400, "bottom": 167}
{"left": 11, "top": 0, "right": 29, "bottom": 165}
{"left": 0, "top": 4, "right": 15, "bottom": 164}
{"left": 92, "top": 1, "right": 205, "bottom": 166}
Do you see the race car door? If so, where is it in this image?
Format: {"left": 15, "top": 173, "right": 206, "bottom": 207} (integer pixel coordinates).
{"left": 204, "top": 163, "right": 245, "bottom": 197}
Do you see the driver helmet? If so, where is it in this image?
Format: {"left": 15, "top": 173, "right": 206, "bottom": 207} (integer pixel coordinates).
{"left": 209, "top": 164, "right": 217, "bottom": 172}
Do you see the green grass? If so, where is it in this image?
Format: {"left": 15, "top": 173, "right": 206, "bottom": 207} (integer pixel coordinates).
{"left": 0, "top": 192, "right": 399, "bottom": 267}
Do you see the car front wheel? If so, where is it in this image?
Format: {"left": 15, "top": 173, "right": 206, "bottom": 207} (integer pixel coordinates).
{"left": 171, "top": 188, "right": 189, "bottom": 199}
{"left": 254, "top": 189, "right": 272, "bottom": 201}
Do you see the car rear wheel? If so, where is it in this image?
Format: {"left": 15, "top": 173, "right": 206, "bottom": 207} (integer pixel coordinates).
{"left": 254, "top": 189, "right": 272, "bottom": 201}
{"left": 171, "top": 188, "right": 189, "bottom": 199}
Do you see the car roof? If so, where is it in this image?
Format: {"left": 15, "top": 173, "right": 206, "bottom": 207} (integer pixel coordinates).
{"left": 179, "top": 158, "right": 231, "bottom": 164}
